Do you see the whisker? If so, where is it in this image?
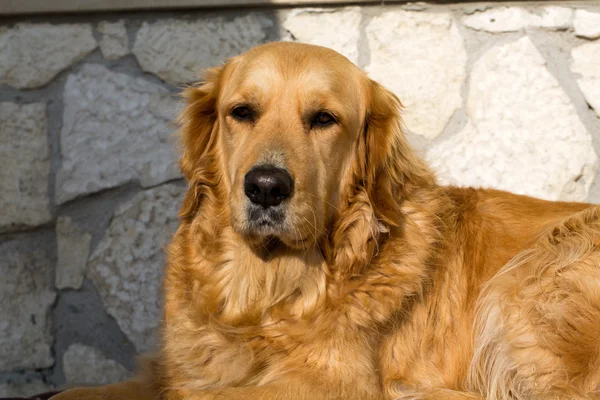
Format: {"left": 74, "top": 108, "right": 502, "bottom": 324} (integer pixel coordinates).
{"left": 304, "top": 192, "right": 341, "bottom": 213}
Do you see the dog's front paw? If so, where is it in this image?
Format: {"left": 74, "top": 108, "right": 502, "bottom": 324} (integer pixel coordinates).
{"left": 395, "top": 388, "right": 483, "bottom": 400}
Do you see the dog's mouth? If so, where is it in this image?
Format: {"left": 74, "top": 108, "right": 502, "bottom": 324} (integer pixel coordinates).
{"left": 246, "top": 204, "right": 285, "bottom": 233}
{"left": 238, "top": 164, "right": 298, "bottom": 240}
{"left": 236, "top": 165, "right": 317, "bottom": 248}
{"left": 241, "top": 203, "right": 289, "bottom": 241}
{"left": 241, "top": 203, "right": 314, "bottom": 249}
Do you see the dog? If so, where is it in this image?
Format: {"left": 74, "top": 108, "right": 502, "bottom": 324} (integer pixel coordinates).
{"left": 52, "top": 42, "right": 600, "bottom": 400}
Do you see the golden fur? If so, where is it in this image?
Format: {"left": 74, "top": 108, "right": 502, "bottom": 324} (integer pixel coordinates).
{"left": 52, "top": 42, "right": 600, "bottom": 400}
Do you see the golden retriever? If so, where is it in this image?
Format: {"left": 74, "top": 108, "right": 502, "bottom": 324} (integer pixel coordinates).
{"left": 52, "top": 42, "right": 600, "bottom": 400}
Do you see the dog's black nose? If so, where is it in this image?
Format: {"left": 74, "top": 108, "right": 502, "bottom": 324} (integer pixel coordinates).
{"left": 244, "top": 167, "right": 293, "bottom": 208}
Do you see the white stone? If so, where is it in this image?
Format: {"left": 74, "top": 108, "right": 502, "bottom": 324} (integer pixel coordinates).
{"left": 98, "top": 20, "right": 129, "bottom": 60}
{"left": 56, "top": 64, "right": 181, "bottom": 204}
{"left": 463, "top": 7, "right": 527, "bottom": 32}
{"left": 0, "top": 23, "right": 96, "bottom": 89}
{"left": 463, "top": 7, "right": 573, "bottom": 32}
{"left": 428, "top": 37, "right": 597, "bottom": 202}
{"left": 0, "top": 381, "right": 53, "bottom": 397}
{"left": 366, "top": 11, "right": 467, "bottom": 139}
{"left": 574, "top": 9, "right": 600, "bottom": 40}
{"left": 56, "top": 217, "right": 92, "bottom": 290}
{"left": 0, "top": 237, "right": 56, "bottom": 371}
{"left": 0, "top": 102, "right": 52, "bottom": 232}
{"left": 87, "top": 184, "right": 184, "bottom": 352}
{"left": 283, "top": 8, "right": 362, "bottom": 65}
{"left": 571, "top": 41, "right": 600, "bottom": 118}
{"left": 133, "top": 15, "right": 272, "bottom": 84}
{"left": 531, "top": 6, "right": 573, "bottom": 30}
{"left": 63, "top": 344, "right": 131, "bottom": 385}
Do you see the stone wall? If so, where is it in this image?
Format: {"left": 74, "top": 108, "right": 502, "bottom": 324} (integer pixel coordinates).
{"left": 1, "top": 2, "right": 600, "bottom": 395}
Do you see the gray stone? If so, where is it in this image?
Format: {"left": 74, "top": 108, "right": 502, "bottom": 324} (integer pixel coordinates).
{"left": 133, "top": 15, "right": 273, "bottom": 84}
{"left": 427, "top": 37, "right": 597, "bottom": 202}
{"left": 63, "top": 343, "right": 131, "bottom": 385}
{"left": 0, "top": 102, "right": 52, "bottom": 232}
{"left": 574, "top": 9, "right": 600, "bottom": 39}
{"left": 0, "top": 237, "right": 56, "bottom": 371}
{"left": 56, "top": 216, "right": 92, "bottom": 290}
{"left": 98, "top": 20, "right": 129, "bottom": 60}
{"left": 462, "top": 6, "right": 573, "bottom": 32}
{"left": 282, "top": 8, "right": 362, "bottom": 65}
{"left": 56, "top": 64, "right": 181, "bottom": 204}
{"left": 571, "top": 41, "right": 600, "bottom": 119}
{"left": 87, "top": 184, "right": 184, "bottom": 352}
{"left": 366, "top": 11, "right": 467, "bottom": 139}
{"left": 0, "top": 381, "right": 53, "bottom": 397}
{"left": 0, "top": 23, "right": 97, "bottom": 89}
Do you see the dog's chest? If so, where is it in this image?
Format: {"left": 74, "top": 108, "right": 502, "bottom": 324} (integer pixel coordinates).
{"left": 173, "top": 274, "right": 387, "bottom": 392}
{"left": 168, "top": 235, "right": 431, "bottom": 392}
{"left": 197, "top": 306, "right": 379, "bottom": 388}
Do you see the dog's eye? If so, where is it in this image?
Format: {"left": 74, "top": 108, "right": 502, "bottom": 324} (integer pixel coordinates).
{"left": 231, "top": 105, "right": 254, "bottom": 122}
{"left": 312, "top": 112, "right": 336, "bottom": 128}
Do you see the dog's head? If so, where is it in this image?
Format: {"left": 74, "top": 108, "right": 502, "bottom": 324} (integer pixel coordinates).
{"left": 178, "top": 42, "right": 432, "bottom": 257}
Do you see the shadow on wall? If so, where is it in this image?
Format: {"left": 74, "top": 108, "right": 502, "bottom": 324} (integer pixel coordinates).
{"left": 0, "top": 7, "right": 284, "bottom": 396}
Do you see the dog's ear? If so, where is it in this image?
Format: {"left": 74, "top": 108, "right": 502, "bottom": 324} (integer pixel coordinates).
{"left": 178, "top": 66, "right": 223, "bottom": 180}
{"left": 328, "top": 80, "right": 433, "bottom": 273}
{"left": 358, "top": 80, "right": 432, "bottom": 226}
{"left": 177, "top": 66, "right": 224, "bottom": 220}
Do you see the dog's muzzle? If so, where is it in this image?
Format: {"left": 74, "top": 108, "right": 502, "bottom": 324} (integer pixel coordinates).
{"left": 243, "top": 166, "right": 294, "bottom": 230}
{"left": 244, "top": 166, "right": 293, "bottom": 208}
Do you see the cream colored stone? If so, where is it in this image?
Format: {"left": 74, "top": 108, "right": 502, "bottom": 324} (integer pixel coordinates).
{"left": 283, "top": 8, "right": 362, "bottom": 65}
{"left": 531, "top": 6, "right": 573, "bottom": 30}
{"left": 366, "top": 11, "right": 466, "bottom": 139}
{"left": 63, "top": 344, "right": 131, "bottom": 385}
{"left": 87, "top": 184, "right": 184, "bottom": 352}
{"left": 56, "top": 217, "right": 92, "bottom": 290}
{"left": 428, "top": 37, "right": 597, "bottom": 202}
{"left": 56, "top": 64, "right": 181, "bottom": 204}
{"left": 0, "top": 23, "right": 96, "bottom": 88}
{"left": 0, "top": 102, "right": 52, "bottom": 232}
{"left": 0, "top": 381, "right": 52, "bottom": 397}
{"left": 133, "top": 15, "right": 272, "bottom": 84}
{"left": 463, "top": 6, "right": 573, "bottom": 32}
{"left": 98, "top": 20, "right": 129, "bottom": 59}
{"left": 571, "top": 41, "right": 600, "bottom": 118}
{"left": 0, "top": 236, "right": 56, "bottom": 371}
{"left": 574, "top": 9, "right": 600, "bottom": 39}
{"left": 463, "top": 7, "right": 526, "bottom": 32}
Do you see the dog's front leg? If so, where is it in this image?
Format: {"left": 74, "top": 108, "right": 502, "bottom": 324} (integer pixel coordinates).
{"left": 394, "top": 389, "right": 484, "bottom": 400}
{"left": 49, "top": 379, "right": 153, "bottom": 400}
{"left": 171, "top": 383, "right": 383, "bottom": 400}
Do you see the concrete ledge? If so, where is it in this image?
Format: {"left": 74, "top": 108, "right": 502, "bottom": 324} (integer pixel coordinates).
{"left": 1, "top": 0, "right": 379, "bottom": 15}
